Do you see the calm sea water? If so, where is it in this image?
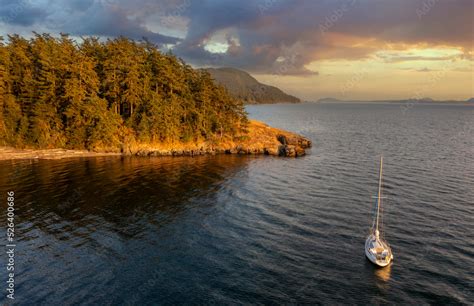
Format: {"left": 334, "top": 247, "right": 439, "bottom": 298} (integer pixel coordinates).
{"left": 1, "top": 102, "right": 473, "bottom": 305}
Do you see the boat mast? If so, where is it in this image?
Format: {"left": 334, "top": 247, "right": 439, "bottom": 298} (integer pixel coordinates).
{"left": 375, "top": 156, "right": 383, "bottom": 235}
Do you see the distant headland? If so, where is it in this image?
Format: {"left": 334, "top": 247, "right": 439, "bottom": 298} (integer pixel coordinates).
{"left": 205, "top": 67, "right": 301, "bottom": 104}
{"left": 315, "top": 97, "right": 474, "bottom": 104}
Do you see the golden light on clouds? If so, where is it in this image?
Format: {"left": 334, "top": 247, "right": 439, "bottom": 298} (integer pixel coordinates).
{"left": 257, "top": 42, "right": 473, "bottom": 101}
{"left": 0, "top": 0, "right": 472, "bottom": 100}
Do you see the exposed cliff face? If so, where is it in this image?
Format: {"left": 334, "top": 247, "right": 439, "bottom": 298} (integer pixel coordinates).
{"left": 205, "top": 67, "right": 300, "bottom": 104}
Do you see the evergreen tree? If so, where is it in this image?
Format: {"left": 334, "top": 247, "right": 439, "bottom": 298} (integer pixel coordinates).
{"left": 0, "top": 34, "right": 248, "bottom": 150}
{"left": 28, "top": 33, "right": 65, "bottom": 147}
{"left": 0, "top": 37, "right": 7, "bottom": 142}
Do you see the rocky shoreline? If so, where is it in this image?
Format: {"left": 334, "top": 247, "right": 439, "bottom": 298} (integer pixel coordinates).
{"left": 127, "top": 121, "right": 311, "bottom": 158}
{"left": 0, "top": 121, "right": 311, "bottom": 160}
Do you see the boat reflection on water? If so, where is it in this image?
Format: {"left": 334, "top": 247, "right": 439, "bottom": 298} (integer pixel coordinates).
{"left": 374, "top": 263, "right": 392, "bottom": 283}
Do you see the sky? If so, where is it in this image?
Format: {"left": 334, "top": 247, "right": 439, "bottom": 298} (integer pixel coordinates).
{"left": 0, "top": 0, "right": 472, "bottom": 101}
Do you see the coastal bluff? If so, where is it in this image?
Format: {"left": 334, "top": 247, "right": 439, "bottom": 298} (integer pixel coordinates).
{"left": 0, "top": 120, "right": 311, "bottom": 160}
{"left": 125, "top": 120, "right": 311, "bottom": 157}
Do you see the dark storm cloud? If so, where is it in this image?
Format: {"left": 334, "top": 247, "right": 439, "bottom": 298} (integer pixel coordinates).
{"left": 172, "top": 0, "right": 473, "bottom": 74}
{"left": 0, "top": 0, "right": 179, "bottom": 44}
{"left": 0, "top": 0, "right": 49, "bottom": 26}
{"left": 65, "top": 2, "right": 180, "bottom": 44}
{"left": 0, "top": 0, "right": 472, "bottom": 74}
{"left": 66, "top": 0, "right": 95, "bottom": 12}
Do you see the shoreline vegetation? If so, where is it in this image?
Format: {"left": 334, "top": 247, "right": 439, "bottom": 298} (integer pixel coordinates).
{"left": 0, "top": 34, "right": 311, "bottom": 159}
{"left": 0, "top": 120, "right": 311, "bottom": 160}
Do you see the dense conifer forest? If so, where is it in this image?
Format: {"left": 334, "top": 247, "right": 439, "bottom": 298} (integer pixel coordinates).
{"left": 0, "top": 33, "right": 247, "bottom": 151}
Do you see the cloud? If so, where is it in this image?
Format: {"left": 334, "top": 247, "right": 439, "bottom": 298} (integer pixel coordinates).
{"left": 409, "top": 65, "right": 473, "bottom": 73}
{"left": 417, "top": 67, "right": 434, "bottom": 72}
{"left": 173, "top": 0, "right": 473, "bottom": 74}
{"left": 0, "top": 0, "right": 472, "bottom": 74}
{"left": 64, "top": 2, "right": 180, "bottom": 44}
{"left": 0, "top": 0, "right": 49, "bottom": 26}
{"left": 381, "top": 55, "right": 458, "bottom": 63}
{"left": 451, "top": 67, "right": 473, "bottom": 73}
{"left": 0, "top": 0, "right": 180, "bottom": 45}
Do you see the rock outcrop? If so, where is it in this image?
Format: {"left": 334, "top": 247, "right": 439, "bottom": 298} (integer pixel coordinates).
{"left": 125, "top": 120, "right": 311, "bottom": 158}
{"left": 0, "top": 121, "right": 312, "bottom": 160}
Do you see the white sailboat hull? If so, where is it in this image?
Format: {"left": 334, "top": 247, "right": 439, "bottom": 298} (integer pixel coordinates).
{"left": 365, "top": 234, "right": 393, "bottom": 268}
{"left": 365, "top": 156, "right": 394, "bottom": 268}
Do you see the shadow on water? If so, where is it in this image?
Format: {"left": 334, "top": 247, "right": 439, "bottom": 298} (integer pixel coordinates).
{"left": 0, "top": 155, "right": 254, "bottom": 235}
{"left": 0, "top": 155, "right": 255, "bottom": 305}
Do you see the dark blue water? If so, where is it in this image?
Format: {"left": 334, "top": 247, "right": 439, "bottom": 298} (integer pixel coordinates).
{"left": 1, "top": 102, "right": 473, "bottom": 304}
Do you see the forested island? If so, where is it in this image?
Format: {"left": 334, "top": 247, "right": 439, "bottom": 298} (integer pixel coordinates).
{"left": 0, "top": 34, "right": 310, "bottom": 159}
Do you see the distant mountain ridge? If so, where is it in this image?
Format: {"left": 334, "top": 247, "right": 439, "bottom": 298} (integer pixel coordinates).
{"left": 317, "top": 97, "right": 343, "bottom": 103}
{"left": 205, "top": 67, "right": 300, "bottom": 104}
{"left": 316, "top": 97, "right": 472, "bottom": 103}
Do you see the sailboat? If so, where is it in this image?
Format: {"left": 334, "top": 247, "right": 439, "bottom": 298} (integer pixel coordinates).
{"left": 365, "top": 156, "right": 393, "bottom": 268}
